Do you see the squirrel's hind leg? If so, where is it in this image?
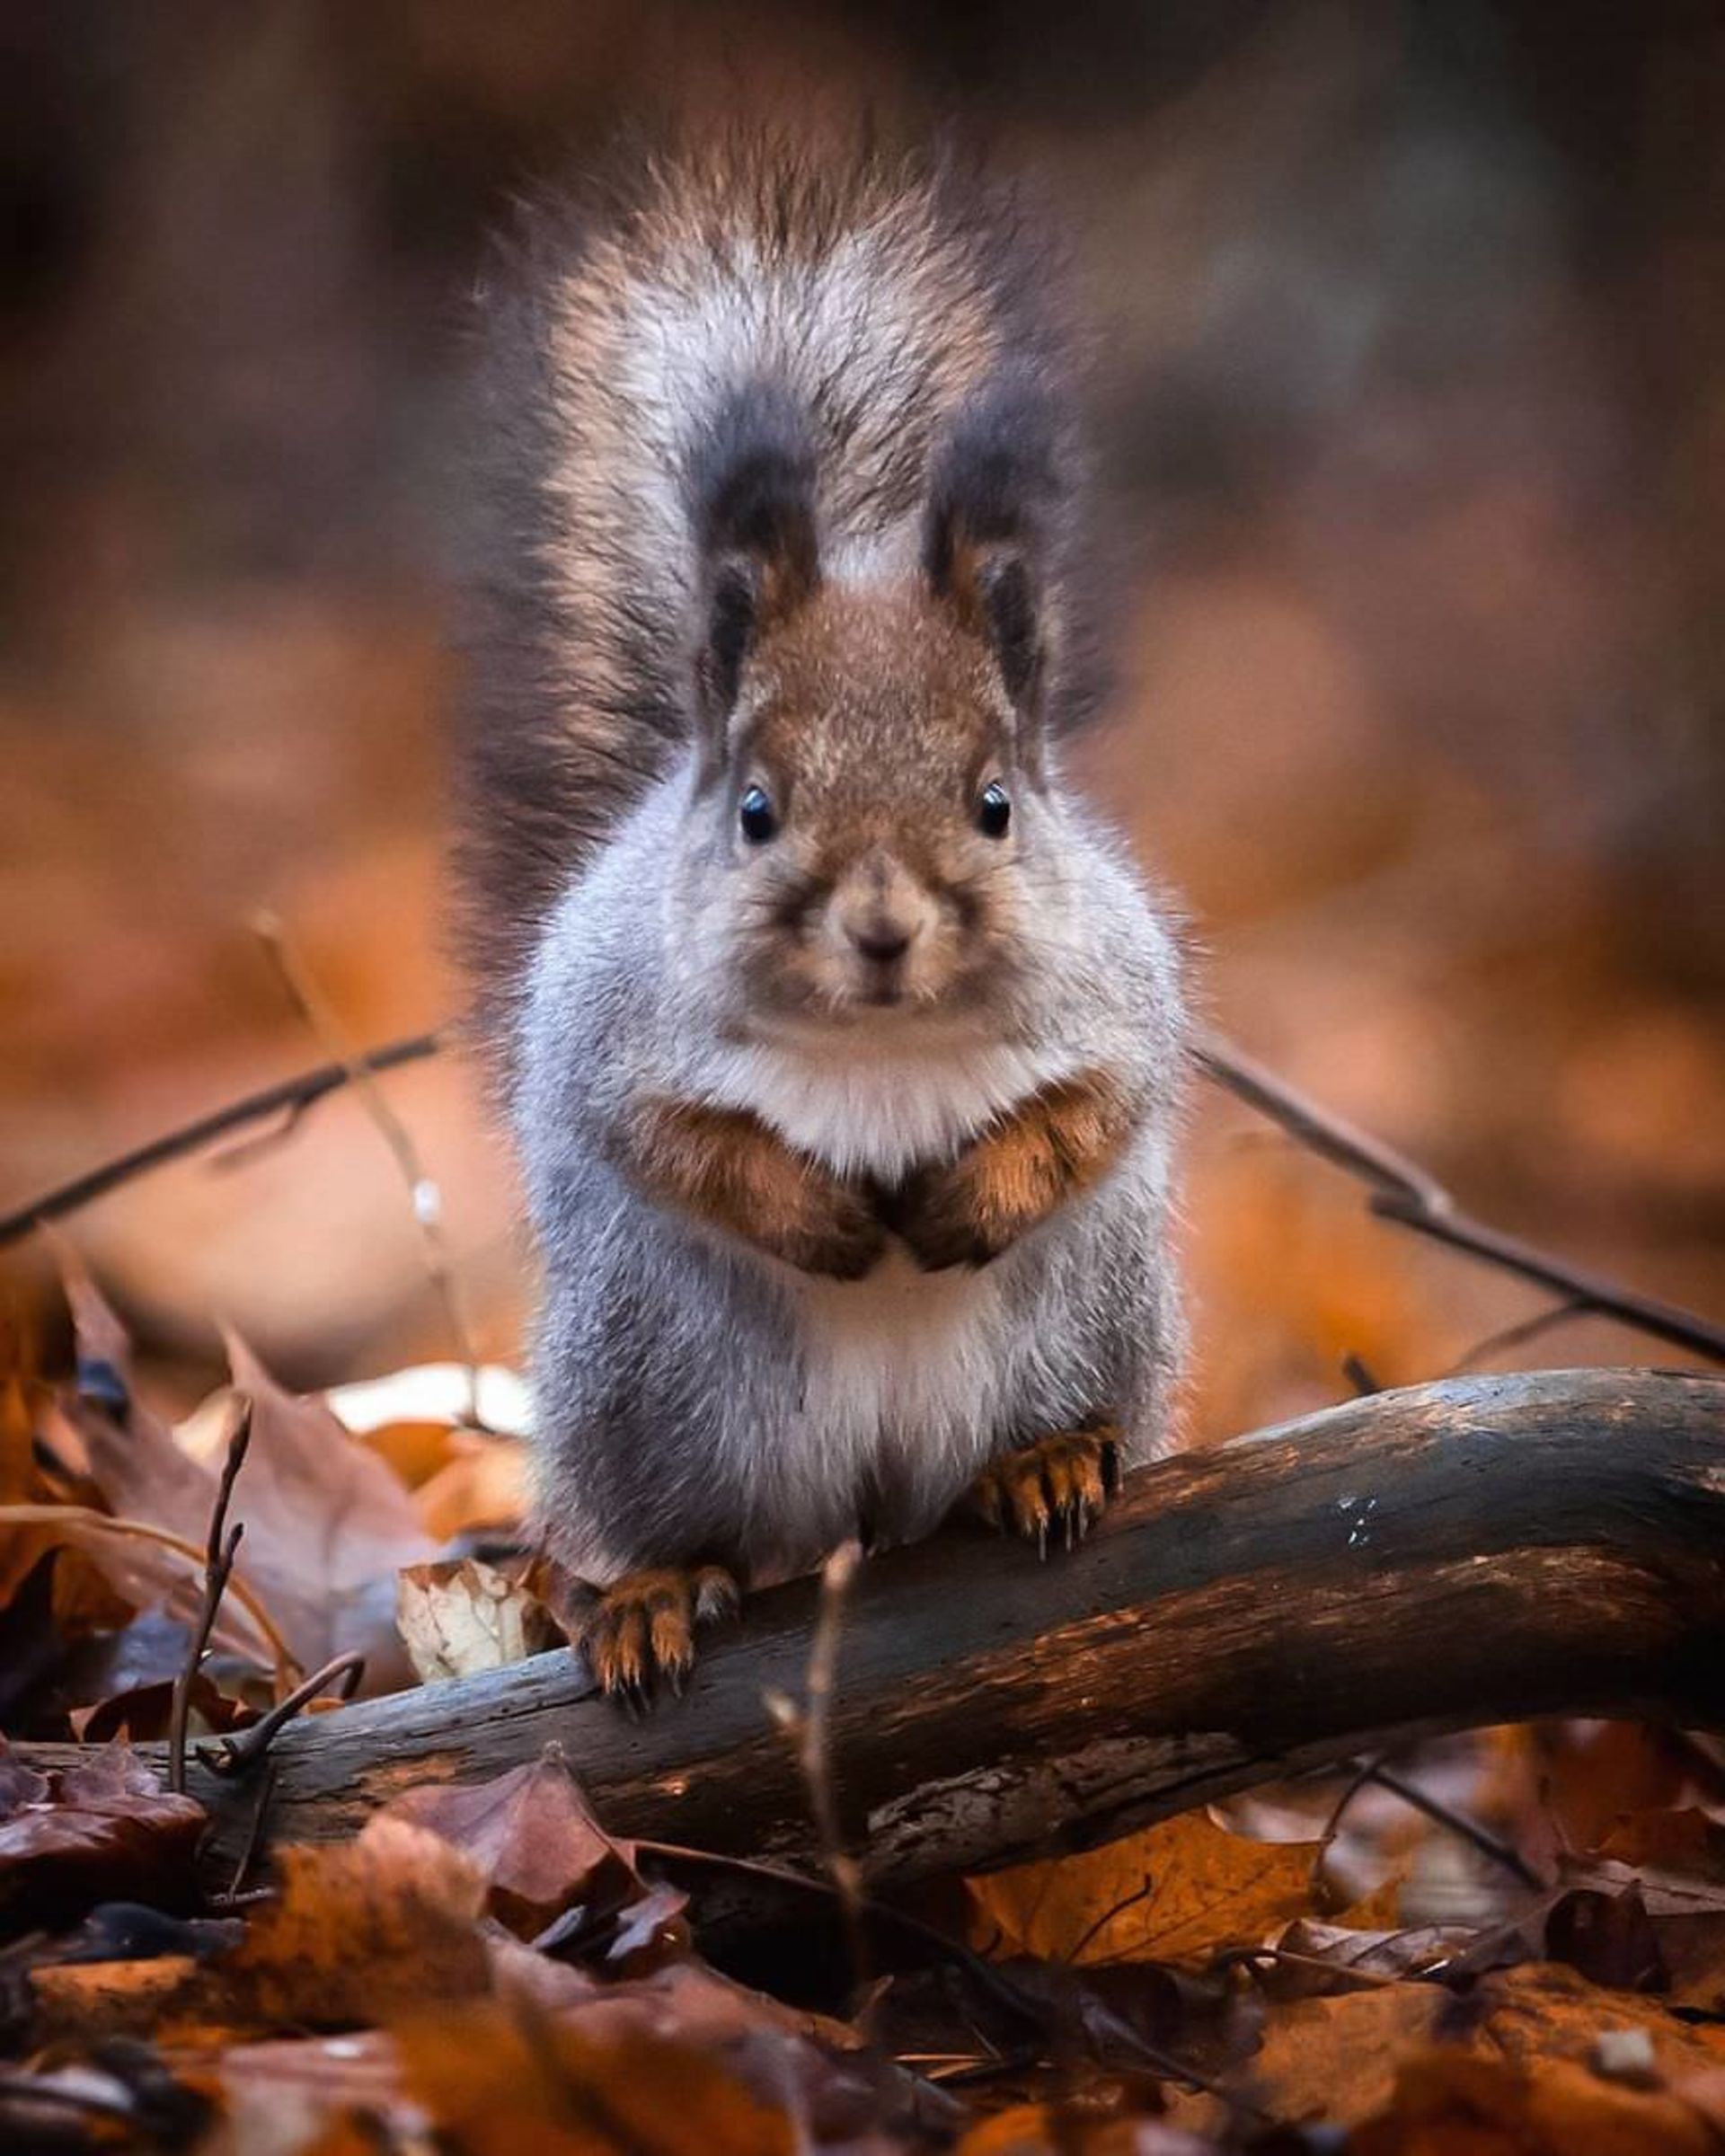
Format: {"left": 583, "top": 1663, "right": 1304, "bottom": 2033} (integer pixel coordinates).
{"left": 578, "top": 1563, "right": 740, "bottom": 1713}
{"left": 966, "top": 1424, "right": 1122, "bottom": 1558}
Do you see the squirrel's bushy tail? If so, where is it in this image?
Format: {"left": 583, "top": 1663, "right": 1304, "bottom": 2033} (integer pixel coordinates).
{"left": 448, "top": 123, "right": 1092, "bottom": 1045}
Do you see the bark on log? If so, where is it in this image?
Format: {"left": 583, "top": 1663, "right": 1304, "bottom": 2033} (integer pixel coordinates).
{"left": 24, "top": 1370, "right": 1725, "bottom": 1891}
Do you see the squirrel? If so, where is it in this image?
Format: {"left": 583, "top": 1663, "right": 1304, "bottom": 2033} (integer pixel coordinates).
{"left": 451, "top": 127, "right": 1189, "bottom": 1707}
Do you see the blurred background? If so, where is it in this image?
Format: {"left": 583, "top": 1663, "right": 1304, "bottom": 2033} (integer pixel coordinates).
{"left": 2, "top": 0, "right": 1721, "bottom": 1436}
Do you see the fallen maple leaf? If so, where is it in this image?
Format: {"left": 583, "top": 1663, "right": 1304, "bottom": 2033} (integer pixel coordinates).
{"left": 969, "top": 1811, "right": 1320, "bottom": 1966}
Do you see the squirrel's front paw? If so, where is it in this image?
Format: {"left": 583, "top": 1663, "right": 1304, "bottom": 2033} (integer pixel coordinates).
{"left": 777, "top": 1180, "right": 889, "bottom": 1279}
{"left": 968, "top": 1426, "right": 1122, "bottom": 1556}
{"left": 578, "top": 1563, "right": 739, "bottom": 1712}
{"left": 883, "top": 1158, "right": 1012, "bottom": 1270}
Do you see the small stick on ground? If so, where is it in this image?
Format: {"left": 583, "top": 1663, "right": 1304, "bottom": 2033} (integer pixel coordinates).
{"left": 1320, "top": 1750, "right": 1545, "bottom": 1894}
{"left": 1365, "top": 1760, "right": 1547, "bottom": 1892}
{"left": 254, "top": 915, "right": 482, "bottom": 1425}
{"left": 637, "top": 1840, "right": 1238, "bottom": 2101}
{"left": 221, "top": 1762, "right": 278, "bottom": 1902}
{"left": 205, "top": 1651, "right": 366, "bottom": 1776}
{"left": 169, "top": 1398, "right": 252, "bottom": 1795}
{"left": 765, "top": 1539, "right": 870, "bottom": 2015}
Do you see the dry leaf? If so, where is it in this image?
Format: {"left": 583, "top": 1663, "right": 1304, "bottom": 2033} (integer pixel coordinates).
{"left": 382, "top": 1745, "right": 628, "bottom": 1940}
{"left": 1167, "top": 1961, "right": 1725, "bottom": 2138}
{"left": 969, "top": 1811, "right": 1319, "bottom": 1966}
{"left": 55, "top": 1257, "right": 434, "bottom": 1690}
{"left": 382, "top": 1744, "right": 688, "bottom": 1973}
{"left": 71, "top": 1672, "right": 249, "bottom": 1745}
{"left": 0, "top": 1743, "right": 206, "bottom": 1934}
{"left": 413, "top": 1433, "right": 531, "bottom": 1540}
{"left": 394, "top": 2008, "right": 797, "bottom": 2156}
{"left": 219, "top": 1815, "right": 492, "bottom": 2028}
{"left": 395, "top": 1556, "right": 560, "bottom": 1683}
{"left": 1259, "top": 1917, "right": 1476, "bottom": 1998}
{"left": 1351, "top": 2049, "right": 1721, "bottom": 2156}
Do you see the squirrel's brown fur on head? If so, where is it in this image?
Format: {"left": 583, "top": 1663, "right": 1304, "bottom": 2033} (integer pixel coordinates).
{"left": 714, "top": 582, "right": 1031, "bottom": 1022}
{"left": 449, "top": 120, "right": 1102, "bottom": 1065}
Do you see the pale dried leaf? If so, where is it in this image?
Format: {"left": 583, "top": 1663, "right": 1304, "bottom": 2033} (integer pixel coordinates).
{"left": 395, "top": 1556, "right": 561, "bottom": 1683}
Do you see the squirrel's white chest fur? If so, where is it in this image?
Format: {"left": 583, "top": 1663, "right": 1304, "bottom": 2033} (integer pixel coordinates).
{"left": 703, "top": 1024, "right": 1073, "bottom": 1178}
{"left": 700, "top": 1025, "right": 1069, "bottom": 1554}
{"left": 781, "top": 1245, "right": 1017, "bottom": 1548}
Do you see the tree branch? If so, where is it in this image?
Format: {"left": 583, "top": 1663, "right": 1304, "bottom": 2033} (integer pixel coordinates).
{"left": 9, "top": 1024, "right": 1717, "bottom": 1367}
{"left": 18, "top": 1370, "right": 1721, "bottom": 1897}
{"left": 1193, "top": 1030, "right": 1725, "bottom": 1364}
{"left": 0, "top": 1032, "right": 445, "bottom": 1248}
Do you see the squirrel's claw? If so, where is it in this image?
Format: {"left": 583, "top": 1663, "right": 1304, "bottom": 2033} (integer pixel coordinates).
{"left": 579, "top": 1563, "right": 739, "bottom": 1709}
{"left": 969, "top": 1426, "right": 1122, "bottom": 1555}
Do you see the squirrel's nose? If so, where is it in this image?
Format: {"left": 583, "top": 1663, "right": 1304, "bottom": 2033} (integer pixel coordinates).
{"left": 848, "top": 923, "right": 914, "bottom": 966}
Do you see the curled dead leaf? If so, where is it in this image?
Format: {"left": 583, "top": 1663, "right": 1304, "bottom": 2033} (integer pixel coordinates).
{"left": 395, "top": 1556, "right": 562, "bottom": 1684}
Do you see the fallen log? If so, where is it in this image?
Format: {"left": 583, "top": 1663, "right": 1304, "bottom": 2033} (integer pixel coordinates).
{"left": 21, "top": 1369, "right": 1725, "bottom": 1893}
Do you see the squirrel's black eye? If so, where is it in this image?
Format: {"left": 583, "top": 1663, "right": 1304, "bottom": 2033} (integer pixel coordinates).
{"left": 977, "top": 782, "right": 1012, "bottom": 839}
{"left": 739, "top": 784, "right": 778, "bottom": 844}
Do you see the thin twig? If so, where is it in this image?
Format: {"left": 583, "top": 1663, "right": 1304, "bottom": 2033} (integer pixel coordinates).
{"left": 204, "top": 1653, "right": 365, "bottom": 1777}
{"left": 1364, "top": 1762, "right": 1547, "bottom": 1892}
{"left": 1318, "top": 1754, "right": 1384, "bottom": 1858}
{"left": 202, "top": 1650, "right": 365, "bottom": 1775}
{"left": 10, "top": 1017, "right": 1719, "bottom": 1363}
{"left": 1445, "top": 1297, "right": 1596, "bottom": 1375}
{"left": 1194, "top": 1029, "right": 1725, "bottom": 1364}
{"left": 1064, "top": 1873, "right": 1156, "bottom": 1966}
{"left": 1194, "top": 1030, "right": 1450, "bottom": 1211}
{"left": 168, "top": 1397, "right": 252, "bottom": 1795}
{"left": 254, "top": 916, "right": 481, "bottom": 1425}
{"left": 1216, "top": 1942, "right": 1412, "bottom": 1992}
{"left": 1319, "top": 1749, "right": 1544, "bottom": 1893}
{"left": 0, "top": 1504, "right": 297, "bottom": 1696}
{"left": 764, "top": 1539, "right": 870, "bottom": 2014}
{"left": 0, "top": 1032, "right": 444, "bottom": 1248}
{"left": 224, "top": 1762, "right": 277, "bottom": 1899}
{"left": 632, "top": 1839, "right": 1241, "bottom": 2104}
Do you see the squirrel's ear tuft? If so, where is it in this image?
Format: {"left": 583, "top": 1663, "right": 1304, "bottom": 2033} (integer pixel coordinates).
{"left": 924, "top": 373, "right": 1060, "bottom": 714}
{"left": 688, "top": 382, "right": 820, "bottom": 720}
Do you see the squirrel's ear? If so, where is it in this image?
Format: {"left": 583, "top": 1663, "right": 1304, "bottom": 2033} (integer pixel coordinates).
{"left": 688, "top": 383, "right": 820, "bottom": 725}
{"left": 924, "top": 375, "right": 1060, "bottom": 719}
